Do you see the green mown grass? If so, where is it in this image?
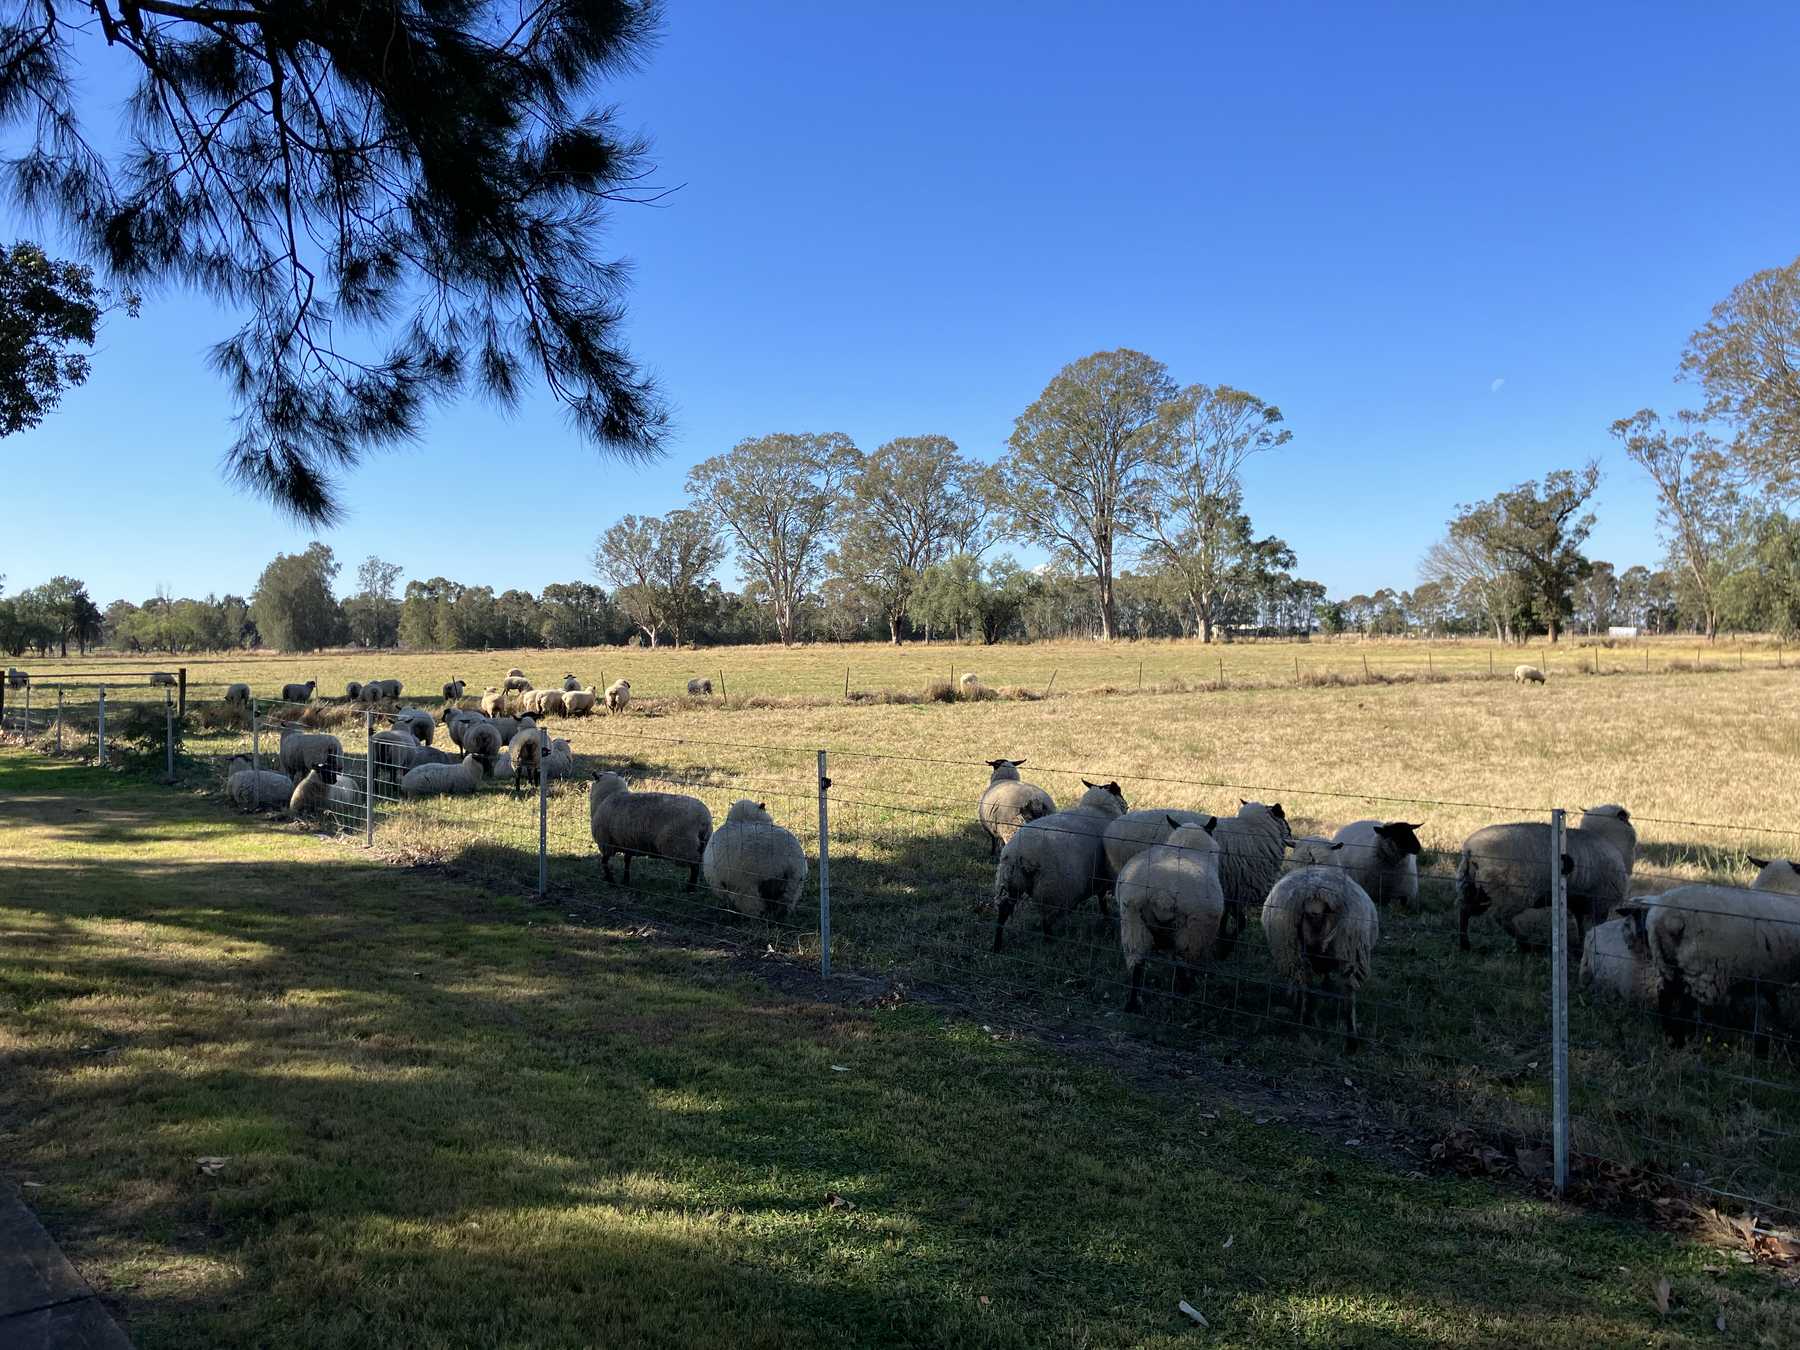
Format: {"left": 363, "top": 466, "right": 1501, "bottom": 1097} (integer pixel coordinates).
{"left": 2, "top": 750, "right": 1797, "bottom": 1347}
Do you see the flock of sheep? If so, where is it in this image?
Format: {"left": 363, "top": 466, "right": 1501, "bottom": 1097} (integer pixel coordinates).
{"left": 977, "top": 760, "right": 1800, "bottom": 1052}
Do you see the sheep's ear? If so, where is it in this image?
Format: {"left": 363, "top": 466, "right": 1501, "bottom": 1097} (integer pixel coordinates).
{"left": 1326, "top": 840, "right": 1344, "bottom": 851}
{"left": 757, "top": 800, "right": 766, "bottom": 810}
{"left": 1166, "top": 814, "right": 1183, "bottom": 829}
{"left": 1270, "top": 803, "right": 1285, "bottom": 819}
{"left": 1203, "top": 816, "right": 1217, "bottom": 833}
{"left": 1083, "top": 778, "right": 1097, "bottom": 789}
{"left": 1748, "top": 855, "right": 1771, "bottom": 869}
{"left": 986, "top": 759, "right": 1001, "bottom": 767}
{"left": 1615, "top": 899, "right": 1650, "bottom": 943}
{"left": 1013, "top": 759, "right": 1025, "bottom": 768}
{"left": 1239, "top": 798, "right": 1248, "bottom": 807}
{"left": 1105, "top": 782, "right": 1123, "bottom": 797}
{"left": 1616, "top": 807, "right": 1631, "bottom": 823}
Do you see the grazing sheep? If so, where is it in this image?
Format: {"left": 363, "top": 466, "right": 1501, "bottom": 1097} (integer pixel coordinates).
{"left": 991, "top": 781, "right": 1129, "bottom": 951}
{"left": 392, "top": 709, "right": 435, "bottom": 745}
{"left": 289, "top": 765, "right": 336, "bottom": 817}
{"left": 1513, "top": 664, "right": 1546, "bottom": 685}
{"left": 977, "top": 759, "right": 1056, "bottom": 859}
{"left": 360, "top": 678, "right": 383, "bottom": 702}
{"left": 276, "top": 729, "right": 342, "bottom": 783}
{"left": 507, "top": 728, "right": 543, "bottom": 797}
{"left": 1455, "top": 806, "right": 1636, "bottom": 951}
{"left": 1102, "top": 807, "right": 1216, "bottom": 879}
{"left": 1579, "top": 916, "right": 1655, "bottom": 1006}
{"left": 1319, "top": 820, "right": 1424, "bottom": 908}
{"left": 563, "top": 687, "right": 598, "bottom": 716}
{"left": 460, "top": 720, "right": 503, "bottom": 773}
{"left": 280, "top": 680, "right": 317, "bottom": 703}
{"left": 686, "top": 678, "right": 713, "bottom": 696}
{"left": 400, "top": 753, "right": 485, "bottom": 799}
{"left": 480, "top": 687, "right": 506, "bottom": 717}
{"left": 6, "top": 667, "right": 28, "bottom": 689}
{"left": 702, "top": 799, "right": 807, "bottom": 917}
{"left": 1116, "top": 818, "right": 1224, "bottom": 1013}
{"left": 149, "top": 671, "right": 176, "bottom": 687}
{"left": 1262, "top": 866, "right": 1379, "bottom": 1051}
{"left": 1620, "top": 885, "right": 1800, "bottom": 1045}
{"left": 376, "top": 679, "right": 403, "bottom": 700}
{"left": 605, "top": 679, "right": 631, "bottom": 714}
{"left": 224, "top": 682, "right": 251, "bottom": 708}
{"left": 441, "top": 678, "right": 466, "bottom": 701}
{"left": 1748, "top": 857, "right": 1800, "bottom": 896}
{"left": 345, "top": 681, "right": 363, "bottom": 700}
{"left": 589, "top": 772, "right": 714, "bottom": 892}
{"left": 1211, "top": 801, "right": 1294, "bottom": 958}
{"left": 542, "top": 737, "right": 579, "bottom": 781}
{"left": 503, "top": 674, "right": 532, "bottom": 693}
{"left": 522, "top": 688, "right": 566, "bottom": 718}
{"left": 561, "top": 674, "right": 581, "bottom": 692}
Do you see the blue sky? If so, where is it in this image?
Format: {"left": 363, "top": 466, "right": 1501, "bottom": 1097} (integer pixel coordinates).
{"left": 5, "top": 1, "right": 1799, "bottom": 605}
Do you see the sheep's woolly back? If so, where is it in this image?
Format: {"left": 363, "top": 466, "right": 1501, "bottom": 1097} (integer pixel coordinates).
{"left": 1513, "top": 664, "right": 1545, "bottom": 684}
{"left": 979, "top": 761, "right": 1056, "bottom": 850}
{"left": 562, "top": 675, "right": 582, "bottom": 692}
{"left": 564, "top": 689, "right": 598, "bottom": 715}
{"left": 1579, "top": 917, "right": 1654, "bottom": 1004}
{"left": 1288, "top": 836, "right": 1339, "bottom": 869}
{"left": 289, "top": 768, "right": 333, "bottom": 817}
{"left": 227, "top": 767, "right": 293, "bottom": 808}
{"left": 992, "top": 785, "right": 1129, "bottom": 929}
{"left": 1102, "top": 808, "right": 1213, "bottom": 878}
{"left": 589, "top": 776, "right": 714, "bottom": 871}
{"left": 1261, "top": 866, "right": 1379, "bottom": 990}
{"left": 686, "top": 678, "right": 713, "bottom": 696}
{"left": 1212, "top": 803, "right": 1292, "bottom": 911}
{"left": 1329, "top": 819, "right": 1421, "bottom": 907}
{"left": 1117, "top": 823, "right": 1226, "bottom": 975}
{"left": 277, "top": 732, "right": 342, "bottom": 783}
{"left": 1456, "top": 822, "right": 1629, "bottom": 938}
{"left": 1750, "top": 858, "right": 1800, "bottom": 896}
{"left": 224, "top": 682, "right": 251, "bottom": 704}
{"left": 1637, "top": 884, "right": 1800, "bottom": 1012}
{"left": 400, "top": 755, "right": 484, "bottom": 798}
{"left": 703, "top": 807, "right": 807, "bottom": 917}
{"left": 1577, "top": 805, "right": 1637, "bottom": 875}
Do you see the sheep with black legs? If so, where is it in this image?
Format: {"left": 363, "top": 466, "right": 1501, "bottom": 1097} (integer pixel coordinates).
{"left": 1306, "top": 819, "right": 1425, "bottom": 908}
{"left": 991, "top": 781, "right": 1128, "bottom": 951}
{"left": 289, "top": 765, "right": 336, "bottom": 817}
{"left": 977, "top": 759, "right": 1056, "bottom": 859}
{"left": 1262, "top": 866, "right": 1379, "bottom": 1052}
{"left": 589, "top": 772, "right": 714, "bottom": 892}
{"left": 280, "top": 680, "right": 317, "bottom": 703}
{"left": 441, "top": 679, "right": 466, "bottom": 701}
{"left": 507, "top": 728, "right": 543, "bottom": 797}
{"left": 1116, "top": 816, "right": 1223, "bottom": 1013}
{"left": 702, "top": 799, "right": 807, "bottom": 918}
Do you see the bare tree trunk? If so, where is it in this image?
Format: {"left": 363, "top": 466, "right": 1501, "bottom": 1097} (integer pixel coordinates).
{"left": 888, "top": 615, "right": 903, "bottom": 645}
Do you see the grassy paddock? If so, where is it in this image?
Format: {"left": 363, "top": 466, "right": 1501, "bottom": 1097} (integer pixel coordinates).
{"left": 3, "top": 751, "right": 1798, "bottom": 1347}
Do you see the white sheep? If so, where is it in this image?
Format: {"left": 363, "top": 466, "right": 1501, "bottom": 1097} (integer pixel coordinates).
{"left": 1620, "top": 884, "right": 1800, "bottom": 1045}
{"left": 224, "top": 757, "right": 293, "bottom": 809}
{"left": 280, "top": 680, "right": 317, "bottom": 703}
{"left": 441, "top": 678, "right": 466, "bottom": 701}
{"left": 392, "top": 709, "right": 435, "bottom": 745}
{"left": 1748, "top": 857, "right": 1800, "bottom": 896}
{"left": 1262, "top": 865, "right": 1380, "bottom": 1052}
{"left": 1513, "top": 664, "right": 1546, "bottom": 685}
{"left": 276, "top": 729, "right": 342, "bottom": 783}
{"left": 1455, "top": 806, "right": 1636, "bottom": 952}
{"left": 289, "top": 766, "right": 335, "bottom": 817}
{"left": 502, "top": 674, "right": 532, "bottom": 693}
{"left": 563, "top": 687, "right": 598, "bottom": 716}
{"left": 991, "top": 780, "right": 1128, "bottom": 951}
{"left": 702, "top": 799, "right": 807, "bottom": 917}
{"left": 959, "top": 672, "right": 979, "bottom": 689}
{"left": 542, "top": 737, "right": 580, "bottom": 781}
{"left": 507, "top": 727, "right": 543, "bottom": 797}
{"left": 149, "top": 671, "right": 176, "bottom": 687}
{"left": 1578, "top": 916, "right": 1655, "bottom": 1006}
{"left": 224, "top": 683, "right": 251, "bottom": 708}
{"left": 605, "top": 678, "right": 631, "bottom": 714}
{"left": 522, "top": 688, "right": 566, "bottom": 718}
{"left": 589, "top": 771, "right": 714, "bottom": 891}
{"left": 1116, "top": 818, "right": 1224, "bottom": 1013}
{"left": 1211, "top": 801, "right": 1294, "bottom": 957}
{"left": 1102, "top": 807, "right": 1214, "bottom": 879}
{"left": 460, "top": 720, "right": 503, "bottom": 772}
{"left": 561, "top": 674, "right": 582, "bottom": 692}
{"left": 400, "top": 753, "right": 485, "bottom": 799}
{"left": 686, "top": 677, "right": 713, "bottom": 696}
{"left": 977, "top": 759, "right": 1056, "bottom": 859}
{"left": 1315, "top": 819, "right": 1424, "bottom": 908}
{"left": 480, "top": 687, "right": 507, "bottom": 717}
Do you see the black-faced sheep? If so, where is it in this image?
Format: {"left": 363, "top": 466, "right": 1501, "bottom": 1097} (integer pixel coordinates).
{"left": 1311, "top": 819, "right": 1424, "bottom": 908}
{"left": 507, "top": 728, "right": 543, "bottom": 797}
{"left": 1513, "top": 664, "right": 1546, "bottom": 685}
{"left": 991, "top": 780, "right": 1128, "bottom": 951}
{"left": 276, "top": 729, "right": 342, "bottom": 784}
{"left": 1619, "top": 884, "right": 1800, "bottom": 1046}
{"left": 1211, "top": 801, "right": 1294, "bottom": 958}
{"left": 1456, "top": 806, "right": 1636, "bottom": 952}
{"left": 1262, "top": 865, "right": 1379, "bottom": 1052}
{"left": 561, "top": 674, "right": 581, "bottom": 692}
{"left": 289, "top": 765, "right": 336, "bottom": 817}
{"left": 280, "top": 680, "right": 317, "bottom": 703}
{"left": 1102, "top": 807, "right": 1215, "bottom": 880}
{"left": 442, "top": 679, "right": 466, "bottom": 700}
{"left": 1747, "top": 857, "right": 1800, "bottom": 896}
{"left": 977, "top": 759, "right": 1056, "bottom": 859}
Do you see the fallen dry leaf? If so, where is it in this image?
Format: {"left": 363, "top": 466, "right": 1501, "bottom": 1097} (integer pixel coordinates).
{"left": 1652, "top": 1277, "right": 1672, "bottom": 1317}
{"left": 196, "top": 1156, "right": 229, "bottom": 1176}
{"left": 1177, "top": 1299, "right": 1209, "bottom": 1328}
{"left": 823, "top": 1192, "right": 854, "bottom": 1211}
{"left": 978, "top": 1296, "right": 990, "bottom": 1309}
{"left": 1715, "top": 1310, "right": 1726, "bottom": 1332}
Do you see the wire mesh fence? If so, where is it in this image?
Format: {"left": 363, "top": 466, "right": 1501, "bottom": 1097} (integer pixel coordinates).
{"left": 8, "top": 683, "right": 1799, "bottom": 1222}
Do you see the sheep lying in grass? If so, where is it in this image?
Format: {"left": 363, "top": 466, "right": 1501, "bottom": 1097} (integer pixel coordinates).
{"left": 542, "top": 737, "right": 579, "bottom": 780}
{"left": 590, "top": 772, "right": 714, "bottom": 892}
{"left": 442, "top": 679, "right": 466, "bottom": 700}
{"left": 605, "top": 679, "right": 631, "bottom": 714}
{"left": 1513, "top": 664, "right": 1546, "bottom": 685}
{"left": 400, "top": 754, "right": 485, "bottom": 799}
{"left": 1579, "top": 916, "right": 1654, "bottom": 1006}
{"left": 977, "top": 759, "right": 1056, "bottom": 858}
{"left": 277, "top": 730, "right": 342, "bottom": 783}
{"left": 687, "top": 677, "right": 713, "bottom": 696}
{"left": 1455, "top": 805, "right": 1636, "bottom": 951}
{"left": 224, "top": 756, "right": 294, "bottom": 809}
{"left": 1619, "top": 885, "right": 1800, "bottom": 1046}
{"left": 564, "top": 687, "right": 598, "bottom": 716}
{"left": 1117, "top": 817, "right": 1223, "bottom": 1013}
{"left": 289, "top": 765, "right": 336, "bottom": 817}
{"left": 1747, "top": 857, "right": 1800, "bottom": 896}
{"left": 1312, "top": 820, "right": 1424, "bottom": 908}
{"left": 702, "top": 799, "right": 807, "bottom": 917}
{"left": 1262, "top": 866, "right": 1379, "bottom": 1052}
{"left": 1102, "top": 807, "right": 1215, "bottom": 879}
{"left": 991, "top": 781, "right": 1128, "bottom": 951}
{"left": 280, "top": 680, "right": 317, "bottom": 703}
{"left": 1211, "top": 801, "right": 1294, "bottom": 958}
{"left": 149, "top": 671, "right": 176, "bottom": 687}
